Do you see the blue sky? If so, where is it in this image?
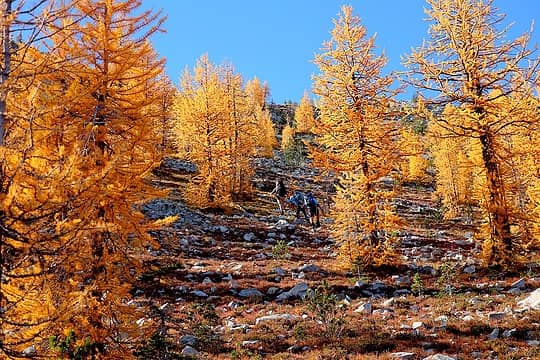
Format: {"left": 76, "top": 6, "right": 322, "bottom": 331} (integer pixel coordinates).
{"left": 146, "top": 1, "right": 539, "bottom": 103}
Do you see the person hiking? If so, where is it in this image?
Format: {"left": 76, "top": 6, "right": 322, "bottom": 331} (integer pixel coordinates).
{"left": 286, "top": 190, "right": 309, "bottom": 221}
{"left": 305, "top": 191, "right": 324, "bottom": 230}
{"left": 270, "top": 178, "right": 287, "bottom": 215}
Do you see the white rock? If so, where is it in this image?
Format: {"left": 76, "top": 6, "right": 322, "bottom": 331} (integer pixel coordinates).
{"left": 517, "top": 288, "right": 540, "bottom": 310}
{"left": 255, "top": 313, "right": 296, "bottom": 325}
{"left": 22, "top": 346, "right": 36, "bottom": 356}
{"left": 412, "top": 321, "right": 423, "bottom": 329}
{"left": 354, "top": 302, "right": 372, "bottom": 314}
{"left": 423, "top": 355, "right": 456, "bottom": 360}
{"left": 391, "top": 352, "right": 415, "bottom": 360}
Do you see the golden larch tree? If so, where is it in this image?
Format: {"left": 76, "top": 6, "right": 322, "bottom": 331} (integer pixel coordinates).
{"left": 294, "top": 91, "right": 315, "bottom": 133}
{"left": 312, "top": 5, "right": 402, "bottom": 269}
{"left": 404, "top": 0, "right": 540, "bottom": 268}
{"left": 173, "top": 55, "right": 260, "bottom": 207}
{"left": 27, "top": 0, "right": 170, "bottom": 356}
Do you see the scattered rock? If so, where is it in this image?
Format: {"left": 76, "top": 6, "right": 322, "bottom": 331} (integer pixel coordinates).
{"left": 243, "top": 232, "right": 256, "bottom": 242}
{"left": 412, "top": 321, "right": 423, "bottom": 329}
{"left": 392, "top": 275, "right": 411, "bottom": 286}
{"left": 181, "top": 345, "right": 199, "bottom": 357}
{"left": 255, "top": 313, "right": 296, "bottom": 325}
{"left": 22, "top": 346, "right": 36, "bottom": 356}
{"left": 423, "top": 355, "right": 456, "bottom": 360}
{"left": 391, "top": 352, "right": 415, "bottom": 360}
{"left": 276, "top": 282, "right": 309, "bottom": 301}
{"left": 517, "top": 288, "right": 540, "bottom": 310}
{"left": 267, "top": 287, "right": 281, "bottom": 296}
{"left": 242, "top": 340, "right": 259, "bottom": 347}
{"left": 463, "top": 265, "right": 476, "bottom": 274}
{"left": 191, "top": 290, "right": 209, "bottom": 298}
{"left": 239, "top": 288, "right": 264, "bottom": 299}
{"left": 487, "top": 328, "right": 499, "bottom": 340}
{"left": 503, "top": 328, "right": 517, "bottom": 338}
{"left": 488, "top": 312, "right": 506, "bottom": 321}
{"left": 180, "top": 335, "right": 198, "bottom": 347}
{"left": 273, "top": 267, "right": 287, "bottom": 276}
{"left": 511, "top": 278, "right": 526, "bottom": 289}
{"left": 298, "top": 263, "right": 322, "bottom": 273}
{"left": 354, "top": 302, "right": 372, "bottom": 314}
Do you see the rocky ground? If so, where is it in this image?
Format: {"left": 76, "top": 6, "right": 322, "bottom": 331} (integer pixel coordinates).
{"left": 135, "top": 153, "right": 540, "bottom": 360}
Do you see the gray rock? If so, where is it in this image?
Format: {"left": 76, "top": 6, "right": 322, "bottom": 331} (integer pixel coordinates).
{"left": 22, "top": 346, "right": 36, "bottom": 356}
{"left": 517, "top": 288, "right": 540, "bottom": 310}
{"left": 354, "top": 280, "right": 366, "bottom": 288}
{"left": 370, "top": 281, "right": 387, "bottom": 293}
{"left": 181, "top": 345, "right": 199, "bottom": 357}
{"left": 239, "top": 288, "right": 264, "bottom": 298}
{"left": 488, "top": 312, "right": 506, "bottom": 321}
{"left": 180, "top": 335, "right": 198, "bottom": 347}
{"left": 191, "top": 290, "right": 208, "bottom": 298}
{"left": 527, "top": 340, "right": 540, "bottom": 346}
{"left": 255, "top": 313, "right": 296, "bottom": 325}
{"left": 243, "top": 232, "right": 256, "bottom": 242}
{"left": 510, "top": 278, "right": 526, "bottom": 289}
{"left": 298, "top": 264, "right": 321, "bottom": 273}
{"left": 242, "top": 340, "right": 259, "bottom": 346}
{"left": 393, "top": 289, "right": 411, "bottom": 297}
{"left": 228, "top": 301, "right": 241, "bottom": 309}
{"left": 273, "top": 267, "right": 287, "bottom": 276}
{"left": 503, "top": 328, "right": 517, "bottom": 338}
{"left": 423, "top": 355, "right": 456, "bottom": 360}
{"left": 392, "top": 275, "right": 411, "bottom": 286}
{"left": 463, "top": 265, "right": 476, "bottom": 274}
{"left": 160, "top": 158, "right": 197, "bottom": 173}
{"left": 508, "top": 287, "right": 521, "bottom": 296}
{"left": 487, "top": 328, "right": 499, "bottom": 340}
{"left": 390, "top": 352, "right": 415, "bottom": 360}
{"left": 267, "top": 287, "right": 281, "bottom": 296}
{"left": 354, "top": 302, "right": 372, "bottom": 314}
{"left": 276, "top": 282, "right": 309, "bottom": 301}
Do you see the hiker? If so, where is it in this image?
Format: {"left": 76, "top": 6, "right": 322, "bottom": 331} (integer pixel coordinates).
{"left": 270, "top": 178, "right": 287, "bottom": 215}
{"left": 286, "top": 190, "right": 309, "bottom": 221}
{"left": 305, "top": 191, "right": 324, "bottom": 230}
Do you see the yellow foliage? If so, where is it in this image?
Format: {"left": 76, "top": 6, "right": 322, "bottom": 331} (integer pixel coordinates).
{"left": 405, "top": 0, "right": 540, "bottom": 268}
{"left": 294, "top": 91, "right": 315, "bottom": 133}
{"left": 173, "top": 55, "right": 261, "bottom": 208}
{"left": 281, "top": 124, "right": 295, "bottom": 151}
{"left": 313, "top": 5, "right": 402, "bottom": 269}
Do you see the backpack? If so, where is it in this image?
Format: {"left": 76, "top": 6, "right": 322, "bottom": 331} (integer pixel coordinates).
{"left": 306, "top": 192, "right": 317, "bottom": 207}
{"left": 292, "top": 191, "right": 305, "bottom": 206}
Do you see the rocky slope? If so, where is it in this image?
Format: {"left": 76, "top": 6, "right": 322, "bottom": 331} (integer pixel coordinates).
{"left": 136, "top": 152, "right": 540, "bottom": 360}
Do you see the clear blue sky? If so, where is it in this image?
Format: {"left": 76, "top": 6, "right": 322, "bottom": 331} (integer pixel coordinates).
{"left": 145, "top": 1, "right": 539, "bottom": 103}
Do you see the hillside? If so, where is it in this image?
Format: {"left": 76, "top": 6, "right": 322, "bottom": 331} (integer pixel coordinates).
{"left": 135, "top": 151, "right": 540, "bottom": 360}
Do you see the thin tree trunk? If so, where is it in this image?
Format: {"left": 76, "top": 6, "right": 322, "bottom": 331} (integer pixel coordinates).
{"left": 0, "top": 0, "right": 13, "bottom": 145}
{"left": 479, "top": 131, "right": 513, "bottom": 264}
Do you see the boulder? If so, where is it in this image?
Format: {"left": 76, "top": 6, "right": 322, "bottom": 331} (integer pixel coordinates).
{"left": 517, "top": 288, "right": 540, "bottom": 310}
{"left": 276, "top": 282, "right": 309, "bottom": 301}
{"left": 239, "top": 288, "right": 264, "bottom": 299}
